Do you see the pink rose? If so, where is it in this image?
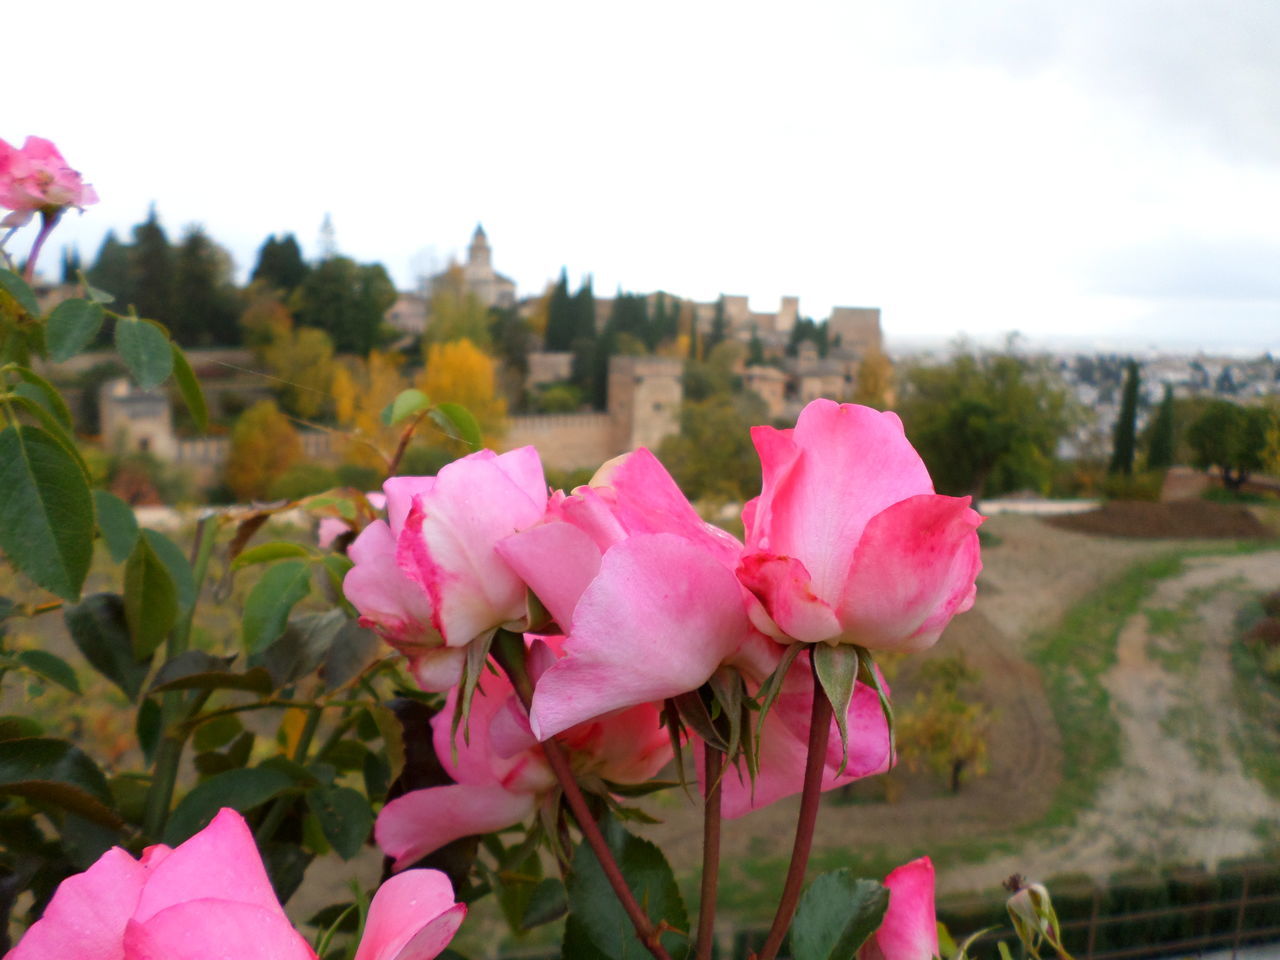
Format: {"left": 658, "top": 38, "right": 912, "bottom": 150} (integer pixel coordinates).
{"left": 343, "top": 448, "right": 547, "bottom": 690}
{"left": 859, "top": 857, "right": 938, "bottom": 960}
{"left": 0, "top": 136, "right": 98, "bottom": 228}
{"left": 496, "top": 448, "right": 754, "bottom": 741}
{"left": 6, "top": 808, "right": 464, "bottom": 960}
{"left": 376, "top": 635, "right": 672, "bottom": 870}
{"left": 738, "top": 399, "right": 983, "bottom": 654}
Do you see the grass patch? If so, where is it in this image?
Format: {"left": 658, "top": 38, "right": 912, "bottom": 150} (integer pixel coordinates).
{"left": 1230, "top": 597, "right": 1280, "bottom": 799}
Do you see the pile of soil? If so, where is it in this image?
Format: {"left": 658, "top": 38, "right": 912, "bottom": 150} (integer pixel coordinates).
{"left": 1045, "top": 500, "right": 1273, "bottom": 539}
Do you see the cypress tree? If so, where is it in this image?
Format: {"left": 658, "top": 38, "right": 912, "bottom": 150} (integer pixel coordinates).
{"left": 1146, "top": 383, "right": 1176, "bottom": 470}
{"left": 571, "top": 276, "right": 596, "bottom": 343}
{"left": 1109, "top": 358, "right": 1141, "bottom": 476}
{"left": 60, "top": 247, "right": 82, "bottom": 284}
{"left": 707, "top": 297, "right": 727, "bottom": 352}
{"left": 545, "top": 269, "right": 574, "bottom": 351}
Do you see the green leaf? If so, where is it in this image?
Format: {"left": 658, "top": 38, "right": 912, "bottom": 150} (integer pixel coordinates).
{"left": 94, "top": 490, "right": 139, "bottom": 562}
{"left": 367, "top": 705, "right": 405, "bottom": 786}
{"left": 65, "top": 593, "right": 152, "bottom": 700}
{"left": 430, "top": 402, "right": 482, "bottom": 450}
{"left": 169, "top": 343, "right": 208, "bottom": 432}
{"left": 46, "top": 299, "right": 105, "bottom": 362}
{"left": 150, "top": 650, "right": 273, "bottom": 696}
{"left": 136, "top": 698, "right": 161, "bottom": 763}
{"left": 321, "top": 620, "right": 381, "bottom": 691}
{"left": 193, "top": 714, "right": 243, "bottom": 753}
{"left": 523, "top": 877, "right": 568, "bottom": 930}
{"left": 0, "top": 737, "right": 122, "bottom": 828}
{"left": 856, "top": 647, "right": 895, "bottom": 768}
{"left": 251, "top": 609, "right": 343, "bottom": 688}
{"left": 0, "top": 425, "right": 94, "bottom": 600}
{"left": 306, "top": 785, "right": 372, "bottom": 860}
{"left": 0, "top": 715, "right": 44, "bottom": 740}
{"left": 567, "top": 815, "right": 689, "bottom": 959}
{"left": 813, "top": 644, "right": 859, "bottom": 775}
{"left": 0, "top": 269, "right": 39, "bottom": 317}
{"left": 6, "top": 394, "right": 90, "bottom": 480}
{"left": 16, "top": 649, "right": 80, "bottom": 694}
{"left": 381, "top": 388, "right": 431, "bottom": 426}
{"left": 123, "top": 533, "right": 178, "bottom": 659}
{"left": 231, "top": 540, "right": 313, "bottom": 570}
{"left": 164, "top": 766, "right": 298, "bottom": 845}
{"left": 789, "top": 870, "right": 889, "bottom": 960}
{"left": 77, "top": 271, "right": 116, "bottom": 305}
{"left": 242, "top": 561, "right": 313, "bottom": 655}
{"left": 12, "top": 367, "right": 73, "bottom": 428}
{"left": 141, "top": 529, "right": 196, "bottom": 615}
{"left": 114, "top": 316, "right": 173, "bottom": 389}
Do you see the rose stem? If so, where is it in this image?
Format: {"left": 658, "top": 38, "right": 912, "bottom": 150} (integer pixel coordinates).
{"left": 493, "top": 631, "right": 674, "bottom": 960}
{"left": 23, "top": 210, "right": 62, "bottom": 283}
{"left": 756, "top": 654, "right": 832, "bottom": 960}
{"left": 695, "top": 744, "right": 724, "bottom": 960}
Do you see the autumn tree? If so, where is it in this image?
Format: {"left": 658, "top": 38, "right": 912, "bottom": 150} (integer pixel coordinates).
{"left": 852, "top": 347, "right": 894, "bottom": 409}
{"left": 426, "top": 265, "right": 490, "bottom": 347}
{"left": 419, "top": 338, "right": 507, "bottom": 449}
{"left": 263, "top": 325, "right": 336, "bottom": 420}
{"left": 224, "top": 400, "right": 303, "bottom": 501}
{"left": 896, "top": 654, "right": 991, "bottom": 793}
{"left": 332, "top": 350, "right": 412, "bottom": 471}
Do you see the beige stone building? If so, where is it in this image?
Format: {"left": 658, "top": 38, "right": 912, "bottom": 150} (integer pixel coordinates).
{"left": 428, "top": 225, "right": 516, "bottom": 310}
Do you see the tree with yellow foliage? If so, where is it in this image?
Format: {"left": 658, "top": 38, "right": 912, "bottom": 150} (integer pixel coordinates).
{"left": 419, "top": 338, "right": 507, "bottom": 449}
{"left": 331, "top": 350, "right": 412, "bottom": 471}
{"left": 426, "top": 266, "right": 490, "bottom": 348}
{"left": 263, "top": 326, "right": 336, "bottom": 420}
{"left": 852, "top": 347, "right": 895, "bottom": 410}
{"left": 224, "top": 400, "right": 303, "bottom": 501}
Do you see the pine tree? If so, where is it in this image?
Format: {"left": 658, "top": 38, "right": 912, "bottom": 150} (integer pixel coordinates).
{"left": 251, "top": 234, "right": 310, "bottom": 293}
{"left": 1109, "top": 358, "right": 1141, "bottom": 476}
{"left": 571, "top": 276, "right": 596, "bottom": 343}
{"left": 292, "top": 256, "right": 395, "bottom": 354}
{"left": 173, "top": 225, "right": 241, "bottom": 347}
{"left": 545, "top": 269, "right": 574, "bottom": 351}
{"left": 128, "top": 206, "right": 176, "bottom": 321}
{"left": 1145, "top": 383, "right": 1176, "bottom": 470}
{"left": 87, "top": 230, "right": 132, "bottom": 306}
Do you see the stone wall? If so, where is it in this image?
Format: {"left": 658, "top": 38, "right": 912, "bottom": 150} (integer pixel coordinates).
{"left": 504, "top": 413, "right": 614, "bottom": 471}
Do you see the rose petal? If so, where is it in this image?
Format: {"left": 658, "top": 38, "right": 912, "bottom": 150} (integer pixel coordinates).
{"left": 6, "top": 848, "right": 146, "bottom": 960}
{"left": 528, "top": 533, "right": 752, "bottom": 740}
{"left": 122, "top": 900, "right": 314, "bottom": 960}
{"left": 838, "top": 495, "right": 983, "bottom": 652}
{"left": 355, "top": 870, "right": 464, "bottom": 960}
{"left": 376, "top": 785, "right": 537, "bottom": 871}
{"left": 859, "top": 857, "right": 938, "bottom": 960}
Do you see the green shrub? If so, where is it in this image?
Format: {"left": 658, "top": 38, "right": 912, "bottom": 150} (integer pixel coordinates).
{"left": 266, "top": 463, "right": 338, "bottom": 500}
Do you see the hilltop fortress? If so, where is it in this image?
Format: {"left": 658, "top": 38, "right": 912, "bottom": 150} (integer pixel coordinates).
{"left": 91, "top": 226, "right": 886, "bottom": 479}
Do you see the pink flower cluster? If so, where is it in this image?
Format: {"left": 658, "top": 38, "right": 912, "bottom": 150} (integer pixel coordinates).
{"left": 0, "top": 136, "right": 98, "bottom": 228}
{"left": 7, "top": 808, "right": 463, "bottom": 960}
{"left": 344, "top": 399, "right": 983, "bottom": 858}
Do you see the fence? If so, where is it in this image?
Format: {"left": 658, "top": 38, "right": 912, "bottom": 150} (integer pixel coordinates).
{"left": 498, "top": 861, "right": 1280, "bottom": 960}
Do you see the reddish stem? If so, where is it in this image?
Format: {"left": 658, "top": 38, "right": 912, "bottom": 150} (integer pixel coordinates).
{"left": 494, "top": 635, "right": 673, "bottom": 960}
{"left": 23, "top": 210, "right": 61, "bottom": 284}
{"left": 695, "top": 744, "right": 724, "bottom": 960}
{"left": 756, "top": 655, "right": 832, "bottom": 960}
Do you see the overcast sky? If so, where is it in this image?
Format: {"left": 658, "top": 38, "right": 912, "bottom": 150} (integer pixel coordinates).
{"left": 6, "top": 0, "right": 1278, "bottom": 352}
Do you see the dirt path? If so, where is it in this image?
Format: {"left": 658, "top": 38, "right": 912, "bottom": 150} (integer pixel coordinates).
{"left": 940, "top": 550, "right": 1280, "bottom": 894}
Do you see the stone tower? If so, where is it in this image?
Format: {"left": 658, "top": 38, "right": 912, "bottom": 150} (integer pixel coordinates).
{"left": 608, "top": 355, "right": 683, "bottom": 453}
{"left": 467, "top": 224, "right": 491, "bottom": 269}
